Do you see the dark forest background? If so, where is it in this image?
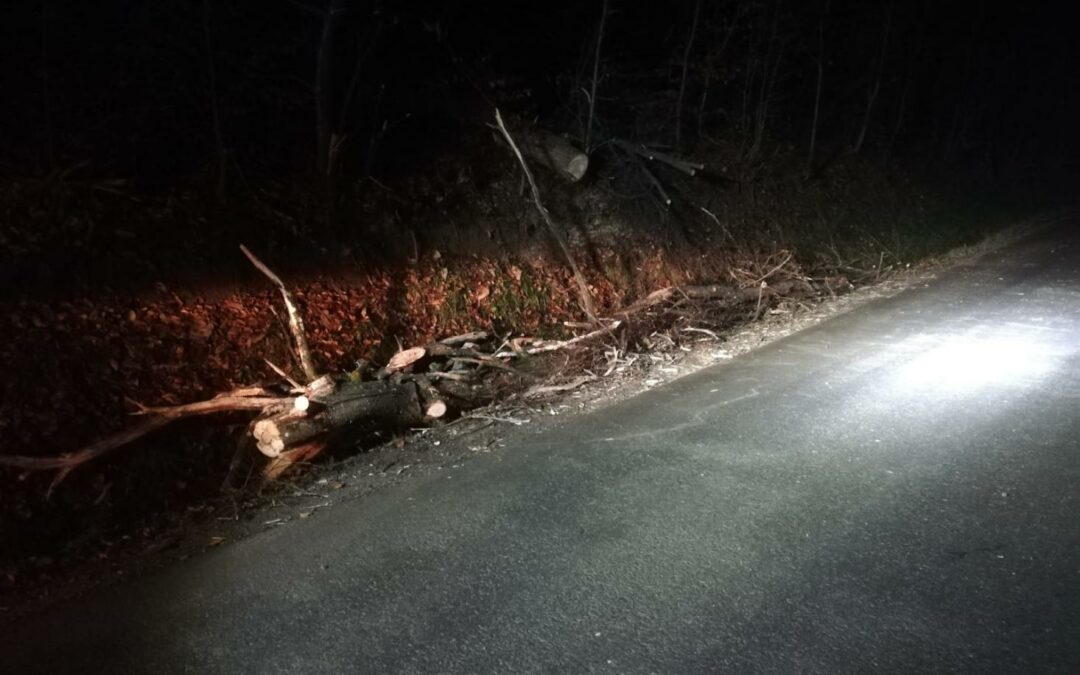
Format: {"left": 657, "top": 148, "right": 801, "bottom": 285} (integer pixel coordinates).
{"left": 3, "top": 0, "right": 1076, "bottom": 206}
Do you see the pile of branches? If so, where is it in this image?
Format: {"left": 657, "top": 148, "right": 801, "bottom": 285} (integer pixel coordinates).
{"left": 0, "top": 113, "right": 853, "bottom": 495}
{"left": 0, "top": 245, "right": 620, "bottom": 492}
{"left": 0, "top": 238, "right": 850, "bottom": 494}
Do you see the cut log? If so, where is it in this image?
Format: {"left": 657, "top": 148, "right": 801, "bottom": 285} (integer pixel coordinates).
{"left": 415, "top": 380, "right": 449, "bottom": 419}
{"left": 251, "top": 379, "right": 428, "bottom": 457}
{"left": 516, "top": 128, "right": 589, "bottom": 182}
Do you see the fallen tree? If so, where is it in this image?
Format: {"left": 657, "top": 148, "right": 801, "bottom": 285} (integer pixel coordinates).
{"left": 0, "top": 247, "right": 521, "bottom": 491}
{"left": 0, "top": 242, "right": 833, "bottom": 492}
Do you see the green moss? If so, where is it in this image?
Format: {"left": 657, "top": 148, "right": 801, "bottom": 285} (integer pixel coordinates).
{"left": 488, "top": 267, "right": 554, "bottom": 335}
{"left": 437, "top": 283, "right": 469, "bottom": 327}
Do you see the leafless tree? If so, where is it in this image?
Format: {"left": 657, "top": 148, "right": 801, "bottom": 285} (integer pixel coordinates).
{"left": 202, "top": 0, "right": 227, "bottom": 202}
{"left": 854, "top": 1, "right": 893, "bottom": 154}
{"left": 585, "top": 0, "right": 610, "bottom": 153}
{"left": 674, "top": 0, "right": 702, "bottom": 152}
{"left": 805, "top": 0, "right": 829, "bottom": 177}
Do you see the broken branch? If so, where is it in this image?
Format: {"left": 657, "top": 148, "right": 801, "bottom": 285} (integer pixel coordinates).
{"left": 612, "top": 139, "right": 705, "bottom": 176}
{"left": 240, "top": 244, "right": 319, "bottom": 381}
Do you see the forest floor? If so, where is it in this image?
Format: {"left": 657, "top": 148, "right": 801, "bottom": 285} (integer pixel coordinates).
{"left": 0, "top": 136, "right": 1040, "bottom": 617}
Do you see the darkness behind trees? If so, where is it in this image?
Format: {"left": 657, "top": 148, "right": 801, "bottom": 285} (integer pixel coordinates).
{"left": 1, "top": 0, "right": 1077, "bottom": 258}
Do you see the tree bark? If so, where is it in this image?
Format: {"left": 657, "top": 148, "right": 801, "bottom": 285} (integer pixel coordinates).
{"left": 252, "top": 379, "right": 432, "bottom": 457}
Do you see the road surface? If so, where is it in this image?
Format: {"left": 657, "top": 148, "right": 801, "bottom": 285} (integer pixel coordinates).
{"left": 4, "top": 223, "right": 1080, "bottom": 673}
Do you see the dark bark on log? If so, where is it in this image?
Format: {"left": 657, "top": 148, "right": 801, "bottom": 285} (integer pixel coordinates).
{"left": 253, "top": 379, "right": 426, "bottom": 457}
{"left": 427, "top": 376, "right": 499, "bottom": 408}
{"left": 612, "top": 139, "right": 705, "bottom": 176}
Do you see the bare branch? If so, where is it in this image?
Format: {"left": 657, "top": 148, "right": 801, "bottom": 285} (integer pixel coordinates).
{"left": 240, "top": 244, "right": 319, "bottom": 381}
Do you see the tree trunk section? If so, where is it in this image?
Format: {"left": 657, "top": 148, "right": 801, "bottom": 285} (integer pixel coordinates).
{"left": 252, "top": 379, "right": 428, "bottom": 457}
{"left": 517, "top": 129, "right": 589, "bottom": 182}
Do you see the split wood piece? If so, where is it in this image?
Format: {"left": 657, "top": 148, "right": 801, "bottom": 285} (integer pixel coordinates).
{"left": 386, "top": 346, "right": 427, "bottom": 373}
{"left": 240, "top": 244, "right": 319, "bottom": 381}
{"left": 438, "top": 331, "right": 490, "bottom": 347}
{"left": 612, "top": 139, "right": 705, "bottom": 176}
{"left": 494, "top": 108, "right": 598, "bottom": 323}
{"left": 515, "top": 128, "right": 589, "bottom": 182}
{"left": 250, "top": 379, "right": 437, "bottom": 457}
{"left": 263, "top": 440, "right": 328, "bottom": 480}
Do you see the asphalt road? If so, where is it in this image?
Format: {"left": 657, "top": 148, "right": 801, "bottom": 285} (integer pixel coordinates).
{"left": 4, "top": 224, "right": 1080, "bottom": 674}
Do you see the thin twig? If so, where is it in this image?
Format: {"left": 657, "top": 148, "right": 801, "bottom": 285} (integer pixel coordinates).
{"left": 467, "top": 414, "right": 530, "bottom": 426}
{"left": 265, "top": 359, "right": 304, "bottom": 390}
{"left": 753, "top": 251, "right": 793, "bottom": 284}
{"left": 700, "top": 206, "right": 735, "bottom": 244}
